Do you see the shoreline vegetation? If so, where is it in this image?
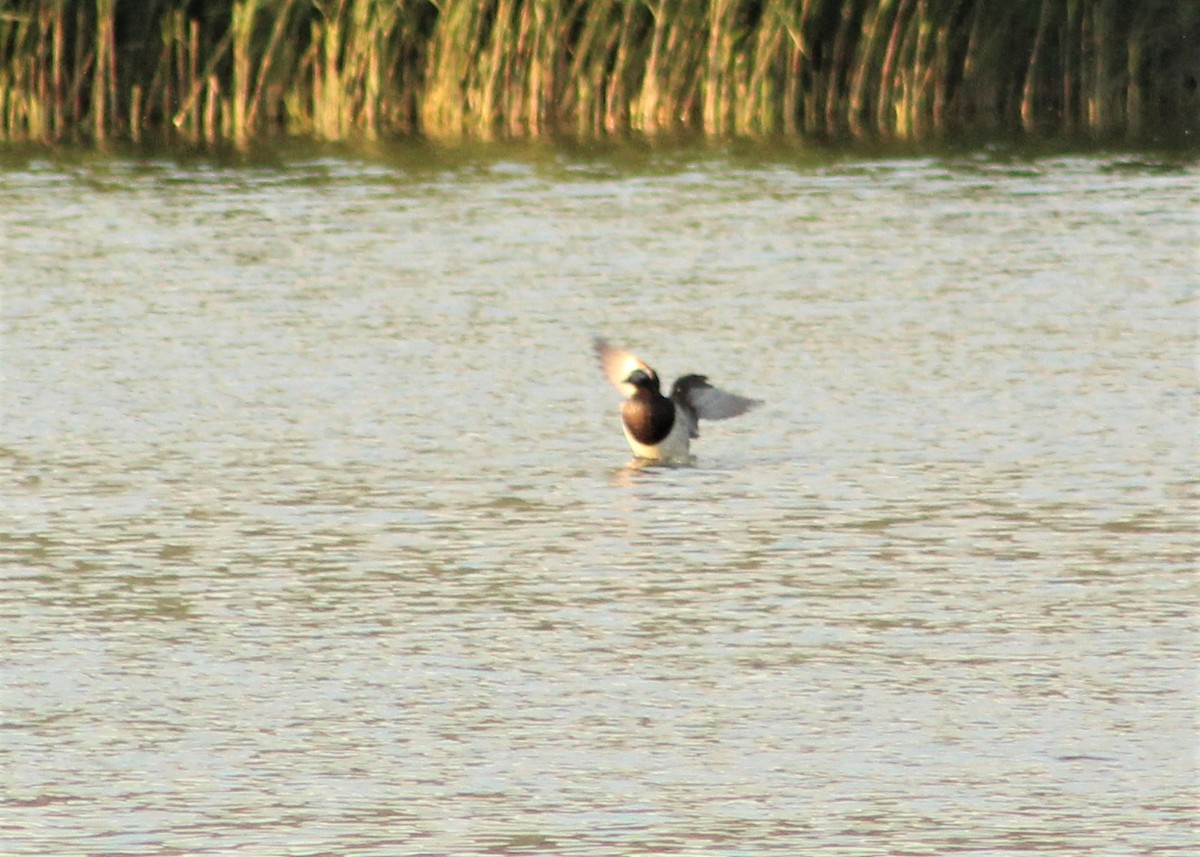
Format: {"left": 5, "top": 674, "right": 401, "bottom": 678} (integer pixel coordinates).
{"left": 1, "top": 1, "right": 1197, "bottom": 148}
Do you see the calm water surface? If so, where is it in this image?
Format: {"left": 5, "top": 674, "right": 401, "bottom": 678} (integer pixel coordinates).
{"left": 1, "top": 145, "right": 1197, "bottom": 855}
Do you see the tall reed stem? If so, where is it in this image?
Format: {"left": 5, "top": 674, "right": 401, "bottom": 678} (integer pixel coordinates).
{"left": 0, "top": 0, "right": 1193, "bottom": 144}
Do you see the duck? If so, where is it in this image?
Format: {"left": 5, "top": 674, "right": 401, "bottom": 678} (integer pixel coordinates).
{"left": 594, "top": 338, "right": 762, "bottom": 463}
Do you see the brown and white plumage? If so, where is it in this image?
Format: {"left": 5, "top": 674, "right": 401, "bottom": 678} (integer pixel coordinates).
{"left": 593, "top": 338, "right": 762, "bottom": 462}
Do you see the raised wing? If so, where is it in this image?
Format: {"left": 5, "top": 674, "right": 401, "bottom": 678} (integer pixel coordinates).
{"left": 671, "top": 374, "right": 762, "bottom": 437}
{"left": 594, "top": 338, "right": 655, "bottom": 398}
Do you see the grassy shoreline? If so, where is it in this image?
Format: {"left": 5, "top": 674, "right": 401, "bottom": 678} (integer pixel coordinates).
{"left": 2, "top": 0, "right": 1197, "bottom": 147}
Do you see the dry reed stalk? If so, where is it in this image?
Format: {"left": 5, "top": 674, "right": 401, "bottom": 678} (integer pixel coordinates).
{"left": 1021, "top": 0, "right": 1053, "bottom": 131}
{"left": 204, "top": 73, "right": 218, "bottom": 141}
{"left": 602, "top": 0, "right": 641, "bottom": 134}
{"left": 50, "top": 3, "right": 65, "bottom": 138}
{"left": 312, "top": 14, "right": 341, "bottom": 139}
{"left": 245, "top": 0, "right": 297, "bottom": 131}
{"left": 930, "top": 15, "right": 949, "bottom": 131}
{"left": 130, "top": 82, "right": 141, "bottom": 141}
{"left": 846, "top": 0, "right": 885, "bottom": 137}
{"left": 352, "top": 0, "right": 391, "bottom": 139}
{"left": 631, "top": 0, "right": 666, "bottom": 132}
{"left": 517, "top": 0, "right": 564, "bottom": 137}
{"left": 419, "top": 0, "right": 478, "bottom": 136}
{"left": 702, "top": 0, "right": 730, "bottom": 135}
{"left": 822, "top": 1, "right": 856, "bottom": 134}
{"left": 740, "top": 0, "right": 801, "bottom": 136}
{"left": 874, "top": 0, "right": 912, "bottom": 136}
{"left": 172, "top": 28, "right": 231, "bottom": 135}
{"left": 92, "top": 0, "right": 115, "bottom": 141}
{"left": 564, "top": 0, "right": 610, "bottom": 134}
{"left": 0, "top": 0, "right": 1194, "bottom": 145}
{"left": 188, "top": 17, "right": 199, "bottom": 135}
{"left": 231, "top": 0, "right": 260, "bottom": 148}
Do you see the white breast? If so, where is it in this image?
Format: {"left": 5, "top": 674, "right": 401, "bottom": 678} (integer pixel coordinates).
{"left": 621, "top": 412, "right": 691, "bottom": 463}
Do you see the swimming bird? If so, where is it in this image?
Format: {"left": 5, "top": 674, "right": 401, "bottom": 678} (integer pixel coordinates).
{"left": 594, "top": 338, "right": 762, "bottom": 463}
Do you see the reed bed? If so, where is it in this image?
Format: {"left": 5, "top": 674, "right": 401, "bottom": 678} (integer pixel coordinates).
{"left": 1, "top": 0, "right": 1195, "bottom": 145}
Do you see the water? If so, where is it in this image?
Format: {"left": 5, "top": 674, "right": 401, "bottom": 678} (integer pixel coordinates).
{"left": 1, "top": 145, "right": 1197, "bottom": 855}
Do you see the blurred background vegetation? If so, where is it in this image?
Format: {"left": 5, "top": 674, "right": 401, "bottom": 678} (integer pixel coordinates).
{"left": 1, "top": 0, "right": 1196, "bottom": 146}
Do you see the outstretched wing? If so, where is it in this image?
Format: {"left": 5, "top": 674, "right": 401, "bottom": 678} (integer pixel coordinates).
{"left": 671, "top": 374, "right": 762, "bottom": 438}
{"left": 594, "top": 338, "right": 654, "bottom": 398}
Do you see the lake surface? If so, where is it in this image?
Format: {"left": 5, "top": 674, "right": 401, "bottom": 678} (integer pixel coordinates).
{"left": 1, "top": 143, "right": 1196, "bottom": 855}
